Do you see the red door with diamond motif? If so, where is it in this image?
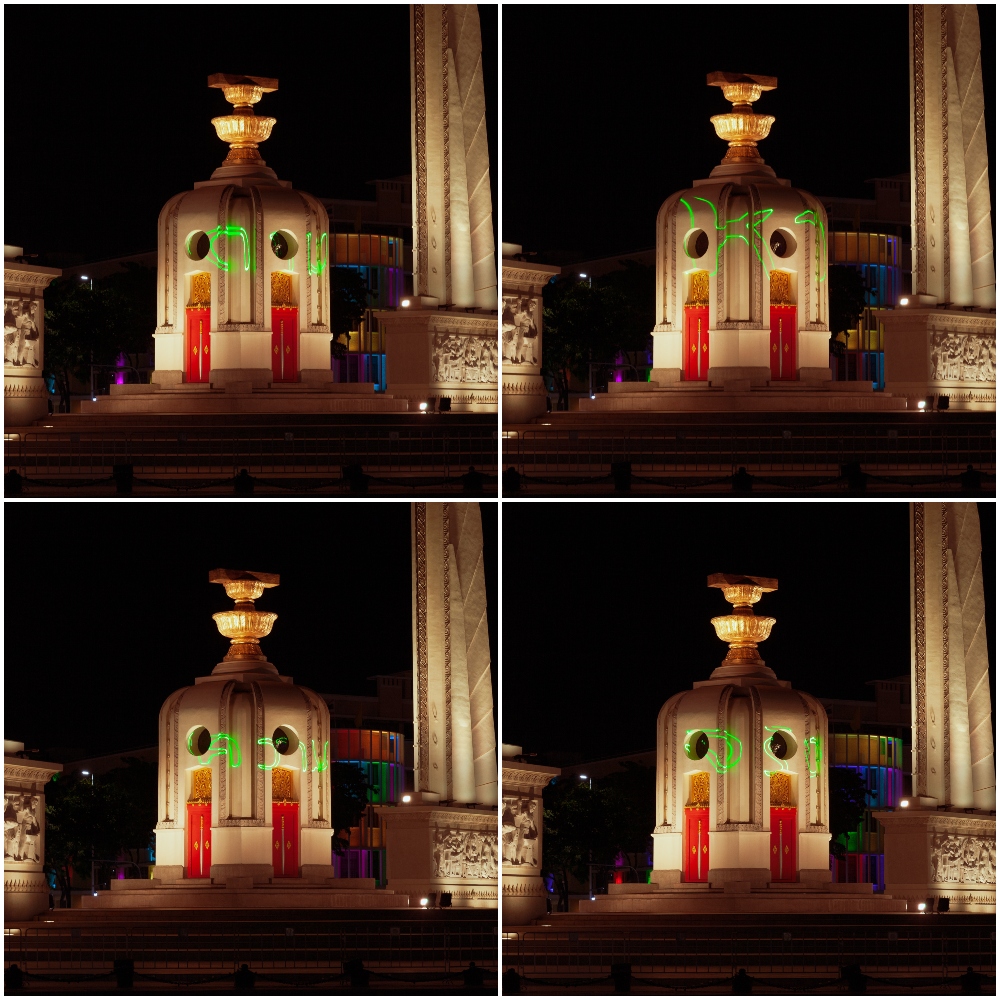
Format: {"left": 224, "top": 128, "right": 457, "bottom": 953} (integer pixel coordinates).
{"left": 187, "top": 802, "right": 211, "bottom": 878}
{"left": 271, "top": 307, "right": 299, "bottom": 382}
{"left": 684, "top": 306, "right": 709, "bottom": 380}
{"left": 769, "top": 806, "right": 797, "bottom": 881}
{"left": 272, "top": 802, "right": 299, "bottom": 877}
{"left": 769, "top": 305, "right": 796, "bottom": 380}
{"left": 186, "top": 307, "right": 211, "bottom": 383}
{"left": 684, "top": 807, "right": 709, "bottom": 882}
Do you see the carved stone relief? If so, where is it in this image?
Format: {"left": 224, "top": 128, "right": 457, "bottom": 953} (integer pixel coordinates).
{"left": 501, "top": 795, "right": 539, "bottom": 867}
{"left": 3, "top": 296, "right": 40, "bottom": 372}
{"left": 431, "top": 826, "right": 499, "bottom": 879}
{"left": 929, "top": 329, "right": 996, "bottom": 382}
{"left": 431, "top": 332, "right": 498, "bottom": 383}
{"left": 501, "top": 294, "right": 539, "bottom": 366}
{"left": 930, "top": 833, "right": 996, "bottom": 885}
{"left": 3, "top": 791, "right": 41, "bottom": 863}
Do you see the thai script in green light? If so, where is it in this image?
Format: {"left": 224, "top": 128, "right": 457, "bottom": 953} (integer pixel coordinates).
{"left": 306, "top": 232, "right": 328, "bottom": 276}
{"left": 300, "top": 739, "right": 330, "bottom": 773}
{"left": 189, "top": 226, "right": 252, "bottom": 273}
{"left": 685, "top": 728, "right": 742, "bottom": 773}
{"left": 257, "top": 736, "right": 286, "bottom": 771}
{"left": 793, "top": 210, "right": 827, "bottom": 282}
{"left": 804, "top": 735, "right": 823, "bottom": 777}
{"left": 188, "top": 732, "right": 242, "bottom": 768}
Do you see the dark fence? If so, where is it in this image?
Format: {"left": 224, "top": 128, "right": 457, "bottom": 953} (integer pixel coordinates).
{"left": 503, "top": 921, "right": 997, "bottom": 977}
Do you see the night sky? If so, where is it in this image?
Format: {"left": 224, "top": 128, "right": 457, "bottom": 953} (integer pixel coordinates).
{"left": 502, "top": 502, "right": 996, "bottom": 763}
{"left": 4, "top": 5, "right": 497, "bottom": 262}
{"left": 5, "top": 502, "right": 497, "bottom": 761}
{"left": 502, "top": 5, "right": 997, "bottom": 259}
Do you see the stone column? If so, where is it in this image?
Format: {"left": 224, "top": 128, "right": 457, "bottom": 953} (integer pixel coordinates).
{"left": 4, "top": 251, "right": 60, "bottom": 426}
{"left": 501, "top": 747, "right": 560, "bottom": 925}
{"left": 500, "top": 248, "right": 560, "bottom": 423}
{"left": 4, "top": 742, "right": 61, "bottom": 920}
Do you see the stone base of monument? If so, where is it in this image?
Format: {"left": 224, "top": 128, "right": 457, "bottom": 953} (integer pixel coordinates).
{"left": 502, "top": 371, "right": 548, "bottom": 423}
{"left": 502, "top": 872, "right": 549, "bottom": 924}
{"left": 376, "top": 803, "right": 498, "bottom": 909}
{"left": 579, "top": 878, "right": 907, "bottom": 914}
{"left": 376, "top": 306, "right": 499, "bottom": 414}
{"left": 576, "top": 373, "right": 908, "bottom": 413}
{"left": 75, "top": 377, "right": 408, "bottom": 415}
{"left": 882, "top": 306, "right": 996, "bottom": 412}
{"left": 878, "top": 808, "right": 996, "bottom": 914}
{"left": 80, "top": 875, "right": 410, "bottom": 910}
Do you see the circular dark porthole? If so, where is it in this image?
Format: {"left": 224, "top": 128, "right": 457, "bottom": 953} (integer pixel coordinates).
{"left": 187, "top": 232, "right": 211, "bottom": 261}
{"left": 271, "top": 230, "right": 298, "bottom": 260}
{"left": 686, "top": 731, "right": 710, "bottom": 760}
{"left": 189, "top": 727, "right": 211, "bottom": 756}
{"left": 770, "top": 731, "right": 788, "bottom": 759}
{"left": 685, "top": 229, "right": 709, "bottom": 260}
{"left": 769, "top": 229, "right": 797, "bottom": 258}
{"left": 272, "top": 727, "right": 298, "bottom": 755}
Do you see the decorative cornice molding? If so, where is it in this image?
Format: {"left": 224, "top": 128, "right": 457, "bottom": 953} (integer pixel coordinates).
{"left": 4, "top": 269, "right": 59, "bottom": 289}
{"left": 4, "top": 763, "right": 61, "bottom": 783}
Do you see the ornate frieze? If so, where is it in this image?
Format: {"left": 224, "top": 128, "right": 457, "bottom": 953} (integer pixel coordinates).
{"left": 431, "top": 826, "right": 498, "bottom": 880}
{"left": 929, "top": 329, "right": 997, "bottom": 382}
{"left": 930, "top": 832, "right": 996, "bottom": 885}
{"left": 431, "top": 331, "right": 498, "bottom": 383}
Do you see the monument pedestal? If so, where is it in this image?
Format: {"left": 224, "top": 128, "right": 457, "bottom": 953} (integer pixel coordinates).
{"left": 882, "top": 307, "right": 995, "bottom": 411}
{"left": 376, "top": 803, "right": 497, "bottom": 908}
{"left": 377, "top": 307, "right": 498, "bottom": 413}
{"left": 878, "top": 808, "right": 996, "bottom": 913}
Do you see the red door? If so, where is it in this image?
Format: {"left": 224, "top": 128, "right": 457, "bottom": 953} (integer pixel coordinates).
{"left": 271, "top": 307, "right": 299, "bottom": 382}
{"left": 272, "top": 802, "right": 299, "bottom": 877}
{"left": 684, "top": 807, "right": 709, "bottom": 882}
{"left": 769, "top": 807, "right": 797, "bottom": 881}
{"left": 186, "top": 307, "right": 211, "bottom": 383}
{"left": 769, "top": 305, "right": 797, "bottom": 380}
{"left": 684, "top": 306, "right": 709, "bottom": 380}
{"left": 187, "top": 802, "right": 211, "bottom": 878}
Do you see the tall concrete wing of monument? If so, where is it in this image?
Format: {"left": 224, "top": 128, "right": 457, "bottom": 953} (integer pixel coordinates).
{"left": 879, "top": 503, "right": 996, "bottom": 914}
{"left": 882, "top": 5, "right": 996, "bottom": 411}
{"left": 376, "top": 502, "right": 498, "bottom": 908}
{"left": 377, "top": 6, "right": 499, "bottom": 413}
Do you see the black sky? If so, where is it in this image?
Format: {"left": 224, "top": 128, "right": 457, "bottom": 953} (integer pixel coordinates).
{"left": 4, "top": 5, "right": 497, "bottom": 262}
{"left": 5, "top": 502, "right": 497, "bottom": 761}
{"left": 502, "top": 502, "right": 995, "bottom": 763}
{"left": 502, "top": 5, "right": 996, "bottom": 259}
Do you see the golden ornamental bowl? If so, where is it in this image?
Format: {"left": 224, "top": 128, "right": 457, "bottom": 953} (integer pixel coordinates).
{"left": 219, "top": 578, "right": 267, "bottom": 604}
{"left": 711, "top": 612, "right": 776, "bottom": 647}
{"left": 211, "top": 114, "right": 276, "bottom": 147}
{"left": 710, "top": 112, "right": 774, "bottom": 146}
{"left": 213, "top": 610, "right": 277, "bottom": 642}
{"left": 719, "top": 583, "right": 764, "bottom": 608}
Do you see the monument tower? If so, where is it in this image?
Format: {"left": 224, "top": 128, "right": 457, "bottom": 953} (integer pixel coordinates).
{"left": 377, "top": 5, "right": 499, "bottom": 413}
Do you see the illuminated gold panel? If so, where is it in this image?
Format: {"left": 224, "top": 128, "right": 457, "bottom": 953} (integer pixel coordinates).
{"left": 272, "top": 767, "right": 294, "bottom": 802}
{"left": 770, "top": 270, "right": 792, "bottom": 305}
{"left": 190, "top": 272, "right": 211, "bottom": 307}
{"left": 689, "top": 771, "right": 710, "bottom": 806}
{"left": 688, "top": 270, "right": 709, "bottom": 305}
{"left": 770, "top": 771, "right": 792, "bottom": 806}
{"left": 271, "top": 271, "right": 293, "bottom": 307}
{"left": 190, "top": 767, "right": 212, "bottom": 802}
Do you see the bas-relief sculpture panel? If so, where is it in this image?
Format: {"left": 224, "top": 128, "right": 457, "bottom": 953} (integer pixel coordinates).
{"left": 431, "top": 332, "right": 498, "bottom": 384}
{"left": 4, "top": 792, "right": 41, "bottom": 863}
{"left": 431, "top": 827, "right": 498, "bottom": 879}
{"left": 930, "top": 833, "right": 996, "bottom": 885}
{"left": 501, "top": 294, "right": 539, "bottom": 366}
{"left": 4, "top": 297, "right": 40, "bottom": 372}
{"left": 501, "top": 795, "right": 539, "bottom": 867}
{"left": 930, "top": 330, "right": 996, "bottom": 382}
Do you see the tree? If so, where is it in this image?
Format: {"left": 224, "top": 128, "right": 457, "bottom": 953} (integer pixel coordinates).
{"left": 330, "top": 761, "right": 371, "bottom": 855}
{"left": 101, "top": 757, "right": 158, "bottom": 865}
{"left": 330, "top": 267, "right": 372, "bottom": 360}
{"left": 98, "top": 263, "right": 156, "bottom": 375}
{"left": 828, "top": 266, "right": 867, "bottom": 355}
{"left": 828, "top": 766, "right": 871, "bottom": 858}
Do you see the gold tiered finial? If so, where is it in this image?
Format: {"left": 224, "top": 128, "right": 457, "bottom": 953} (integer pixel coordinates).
{"left": 208, "top": 73, "right": 278, "bottom": 166}
{"left": 210, "top": 568, "right": 279, "bottom": 661}
{"left": 707, "top": 572, "right": 777, "bottom": 668}
{"left": 707, "top": 71, "right": 777, "bottom": 166}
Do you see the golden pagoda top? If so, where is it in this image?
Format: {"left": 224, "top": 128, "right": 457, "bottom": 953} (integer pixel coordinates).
{"left": 707, "top": 71, "right": 777, "bottom": 166}
{"left": 707, "top": 572, "right": 778, "bottom": 673}
{"left": 210, "top": 568, "right": 279, "bottom": 662}
{"left": 208, "top": 73, "right": 278, "bottom": 167}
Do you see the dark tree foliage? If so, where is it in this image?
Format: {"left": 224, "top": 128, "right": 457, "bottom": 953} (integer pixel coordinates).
{"left": 330, "top": 761, "right": 371, "bottom": 855}
{"left": 43, "top": 264, "right": 156, "bottom": 410}
{"left": 542, "top": 263, "right": 655, "bottom": 410}
{"left": 828, "top": 266, "right": 867, "bottom": 353}
{"left": 330, "top": 267, "right": 372, "bottom": 360}
{"left": 541, "top": 764, "right": 655, "bottom": 912}
{"left": 828, "top": 766, "right": 871, "bottom": 858}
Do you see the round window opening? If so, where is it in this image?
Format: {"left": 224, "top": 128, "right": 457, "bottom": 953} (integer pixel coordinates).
{"left": 188, "top": 727, "right": 211, "bottom": 756}
{"left": 685, "top": 229, "right": 710, "bottom": 260}
{"left": 769, "top": 229, "right": 797, "bottom": 259}
{"left": 768, "top": 731, "right": 797, "bottom": 760}
{"left": 686, "top": 731, "right": 710, "bottom": 760}
{"left": 272, "top": 727, "right": 298, "bottom": 755}
{"left": 187, "top": 232, "right": 211, "bottom": 262}
{"left": 271, "top": 231, "right": 298, "bottom": 260}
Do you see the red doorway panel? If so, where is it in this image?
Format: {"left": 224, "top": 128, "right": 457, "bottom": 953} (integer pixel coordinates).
{"left": 769, "top": 305, "right": 796, "bottom": 380}
{"left": 684, "top": 306, "right": 709, "bottom": 381}
{"left": 186, "top": 802, "right": 211, "bottom": 878}
{"left": 271, "top": 307, "right": 299, "bottom": 382}
{"left": 684, "top": 807, "right": 709, "bottom": 882}
{"left": 769, "top": 806, "right": 797, "bottom": 881}
{"left": 186, "top": 308, "right": 211, "bottom": 383}
{"left": 272, "top": 802, "right": 299, "bottom": 877}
